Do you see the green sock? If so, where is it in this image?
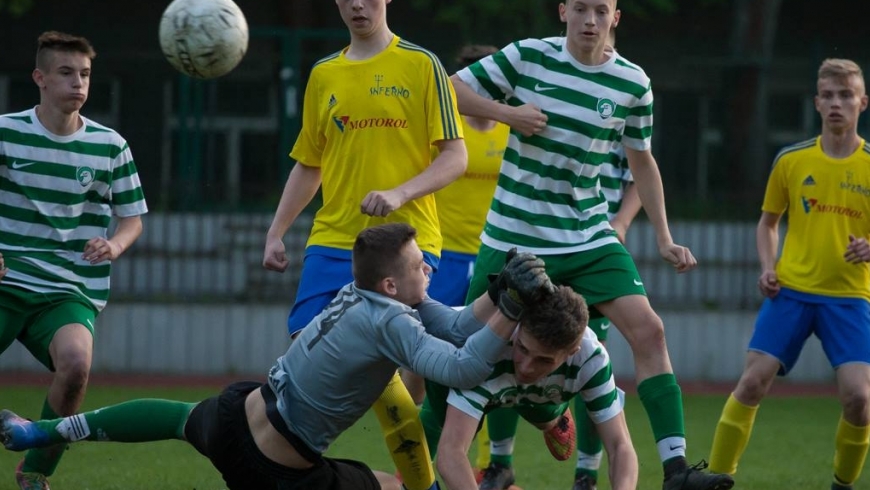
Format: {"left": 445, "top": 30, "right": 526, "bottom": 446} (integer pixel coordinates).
{"left": 22, "top": 398, "right": 64, "bottom": 476}
{"left": 574, "top": 396, "right": 602, "bottom": 480}
{"left": 637, "top": 373, "right": 687, "bottom": 468}
{"left": 487, "top": 407, "right": 519, "bottom": 467}
{"left": 33, "top": 399, "right": 195, "bottom": 445}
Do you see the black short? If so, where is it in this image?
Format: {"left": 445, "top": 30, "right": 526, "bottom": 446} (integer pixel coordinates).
{"left": 184, "top": 381, "right": 380, "bottom": 490}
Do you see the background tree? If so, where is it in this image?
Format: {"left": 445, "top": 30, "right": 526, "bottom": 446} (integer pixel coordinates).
{"left": 0, "top": 0, "right": 35, "bottom": 17}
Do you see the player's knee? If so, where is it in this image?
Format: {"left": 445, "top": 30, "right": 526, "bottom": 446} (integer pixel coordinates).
{"left": 53, "top": 352, "right": 91, "bottom": 392}
{"left": 840, "top": 388, "right": 870, "bottom": 422}
{"left": 621, "top": 312, "right": 665, "bottom": 352}
{"left": 734, "top": 374, "right": 771, "bottom": 405}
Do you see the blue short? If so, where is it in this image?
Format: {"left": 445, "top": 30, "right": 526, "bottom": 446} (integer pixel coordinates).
{"left": 426, "top": 250, "right": 476, "bottom": 307}
{"left": 287, "top": 246, "right": 439, "bottom": 335}
{"left": 749, "top": 287, "right": 870, "bottom": 375}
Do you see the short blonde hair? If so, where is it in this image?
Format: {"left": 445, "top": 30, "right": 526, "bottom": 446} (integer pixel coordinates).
{"left": 818, "top": 58, "right": 864, "bottom": 83}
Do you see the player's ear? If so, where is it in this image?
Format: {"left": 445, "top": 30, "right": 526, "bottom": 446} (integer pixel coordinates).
{"left": 380, "top": 276, "right": 398, "bottom": 297}
{"left": 559, "top": 2, "right": 568, "bottom": 22}
{"left": 32, "top": 69, "right": 45, "bottom": 89}
{"left": 613, "top": 8, "right": 621, "bottom": 27}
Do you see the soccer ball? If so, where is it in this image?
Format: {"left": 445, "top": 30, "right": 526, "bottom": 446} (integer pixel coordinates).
{"left": 158, "top": 0, "right": 249, "bottom": 79}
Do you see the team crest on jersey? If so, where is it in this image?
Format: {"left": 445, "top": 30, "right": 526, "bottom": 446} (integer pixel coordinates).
{"left": 76, "top": 165, "right": 95, "bottom": 187}
{"left": 597, "top": 98, "right": 616, "bottom": 119}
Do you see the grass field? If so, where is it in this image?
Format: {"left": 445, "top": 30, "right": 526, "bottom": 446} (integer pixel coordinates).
{"left": 0, "top": 383, "right": 846, "bottom": 489}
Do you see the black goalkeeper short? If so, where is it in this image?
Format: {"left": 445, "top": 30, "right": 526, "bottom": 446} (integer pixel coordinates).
{"left": 184, "top": 381, "right": 380, "bottom": 490}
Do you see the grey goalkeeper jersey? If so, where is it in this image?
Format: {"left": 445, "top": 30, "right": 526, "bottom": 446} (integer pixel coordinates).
{"left": 266, "top": 282, "right": 508, "bottom": 454}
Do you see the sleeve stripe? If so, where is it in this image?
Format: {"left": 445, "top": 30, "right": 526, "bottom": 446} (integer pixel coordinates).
{"left": 397, "top": 40, "right": 459, "bottom": 139}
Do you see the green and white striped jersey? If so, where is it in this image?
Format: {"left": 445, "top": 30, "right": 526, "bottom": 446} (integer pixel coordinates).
{"left": 0, "top": 108, "right": 148, "bottom": 311}
{"left": 447, "top": 328, "right": 623, "bottom": 424}
{"left": 600, "top": 145, "right": 633, "bottom": 220}
{"left": 456, "top": 37, "right": 652, "bottom": 254}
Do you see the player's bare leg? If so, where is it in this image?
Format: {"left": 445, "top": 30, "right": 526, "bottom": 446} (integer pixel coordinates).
{"left": 18, "top": 324, "right": 92, "bottom": 489}
{"left": 831, "top": 363, "right": 870, "bottom": 489}
{"left": 709, "top": 351, "right": 779, "bottom": 476}
{"left": 600, "top": 295, "right": 733, "bottom": 489}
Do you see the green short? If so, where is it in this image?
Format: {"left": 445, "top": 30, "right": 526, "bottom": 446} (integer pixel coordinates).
{"left": 0, "top": 284, "right": 97, "bottom": 370}
{"left": 587, "top": 317, "right": 612, "bottom": 342}
{"left": 467, "top": 243, "right": 646, "bottom": 318}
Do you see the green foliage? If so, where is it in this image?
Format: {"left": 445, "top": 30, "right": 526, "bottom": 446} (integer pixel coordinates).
{"left": 0, "top": 0, "right": 35, "bottom": 17}
{"left": 0, "top": 384, "right": 843, "bottom": 489}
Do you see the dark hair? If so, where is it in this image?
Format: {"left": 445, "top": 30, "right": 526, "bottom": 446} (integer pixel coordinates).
{"left": 455, "top": 44, "right": 498, "bottom": 70}
{"left": 36, "top": 31, "right": 96, "bottom": 69}
{"left": 352, "top": 223, "right": 418, "bottom": 290}
{"left": 521, "top": 285, "right": 588, "bottom": 350}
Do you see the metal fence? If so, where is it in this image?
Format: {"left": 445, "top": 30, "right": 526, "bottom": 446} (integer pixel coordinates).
{"left": 109, "top": 213, "right": 765, "bottom": 311}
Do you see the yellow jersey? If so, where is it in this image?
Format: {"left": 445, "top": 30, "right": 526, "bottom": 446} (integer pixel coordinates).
{"left": 435, "top": 117, "right": 508, "bottom": 254}
{"left": 763, "top": 137, "right": 870, "bottom": 300}
{"left": 290, "top": 36, "right": 462, "bottom": 255}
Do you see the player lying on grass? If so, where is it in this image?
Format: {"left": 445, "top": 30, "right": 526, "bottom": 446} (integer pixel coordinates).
{"left": 0, "top": 222, "right": 554, "bottom": 490}
{"left": 419, "top": 285, "right": 638, "bottom": 490}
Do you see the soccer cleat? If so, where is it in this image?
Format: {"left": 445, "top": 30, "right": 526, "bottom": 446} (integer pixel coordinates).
{"left": 572, "top": 473, "right": 597, "bottom": 490}
{"left": 15, "top": 460, "right": 51, "bottom": 490}
{"left": 1, "top": 410, "right": 49, "bottom": 452}
{"left": 544, "top": 408, "right": 576, "bottom": 461}
{"left": 478, "top": 462, "right": 515, "bottom": 490}
{"left": 662, "top": 460, "right": 734, "bottom": 490}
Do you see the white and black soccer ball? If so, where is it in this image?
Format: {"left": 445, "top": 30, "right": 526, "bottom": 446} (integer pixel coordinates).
{"left": 159, "top": 0, "right": 249, "bottom": 79}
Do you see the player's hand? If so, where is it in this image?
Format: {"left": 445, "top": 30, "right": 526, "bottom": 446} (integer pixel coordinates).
{"left": 488, "top": 248, "right": 555, "bottom": 320}
{"left": 0, "top": 252, "right": 6, "bottom": 281}
{"left": 659, "top": 242, "right": 696, "bottom": 273}
{"left": 361, "top": 190, "right": 403, "bottom": 217}
{"left": 844, "top": 234, "right": 870, "bottom": 263}
{"left": 263, "top": 237, "right": 289, "bottom": 273}
{"left": 507, "top": 103, "right": 548, "bottom": 137}
{"left": 83, "top": 237, "right": 122, "bottom": 264}
{"left": 757, "top": 269, "right": 780, "bottom": 298}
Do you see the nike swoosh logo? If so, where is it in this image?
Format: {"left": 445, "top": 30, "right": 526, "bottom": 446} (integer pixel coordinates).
{"left": 11, "top": 161, "right": 37, "bottom": 170}
{"left": 633, "top": 279, "right": 643, "bottom": 286}
{"left": 534, "top": 83, "right": 558, "bottom": 92}
{"left": 85, "top": 318, "right": 94, "bottom": 329}
{"left": 669, "top": 444, "right": 685, "bottom": 451}
{"left": 599, "top": 322, "right": 610, "bottom": 330}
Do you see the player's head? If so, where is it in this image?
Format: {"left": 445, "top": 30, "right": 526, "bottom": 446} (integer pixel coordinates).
{"left": 814, "top": 59, "right": 868, "bottom": 135}
{"left": 559, "top": 0, "right": 620, "bottom": 56}
{"left": 455, "top": 44, "right": 498, "bottom": 70}
{"left": 33, "top": 31, "right": 95, "bottom": 113}
{"left": 336, "top": 0, "right": 392, "bottom": 40}
{"left": 512, "top": 285, "right": 588, "bottom": 384}
{"left": 353, "top": 223, "right": 431, "bottom": 305}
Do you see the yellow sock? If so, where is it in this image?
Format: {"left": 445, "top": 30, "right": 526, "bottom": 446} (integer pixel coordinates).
{"left": 475, "top": 416, "right": 491, "bottom": 470}
{"left": 372, "top": 371, "right": 435, "bottom": 490}
{"left": 833, "top": 416, "right": 870, "bottom": 485}
{"left": 709, "top": 393, "right": 758, "bottom": 475}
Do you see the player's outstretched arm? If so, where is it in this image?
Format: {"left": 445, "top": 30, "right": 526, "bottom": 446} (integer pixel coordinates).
{"left": 436, "top": 405, "right": 480, "bottom": 490}
{"left": 624, "top": 147, "right": 696, "bottom": 273}
{"left": 263, "top": 163, "right": 321, "bottom": 272}
{"left": 596, "top": 412, "right": 639, "bottom": 490}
